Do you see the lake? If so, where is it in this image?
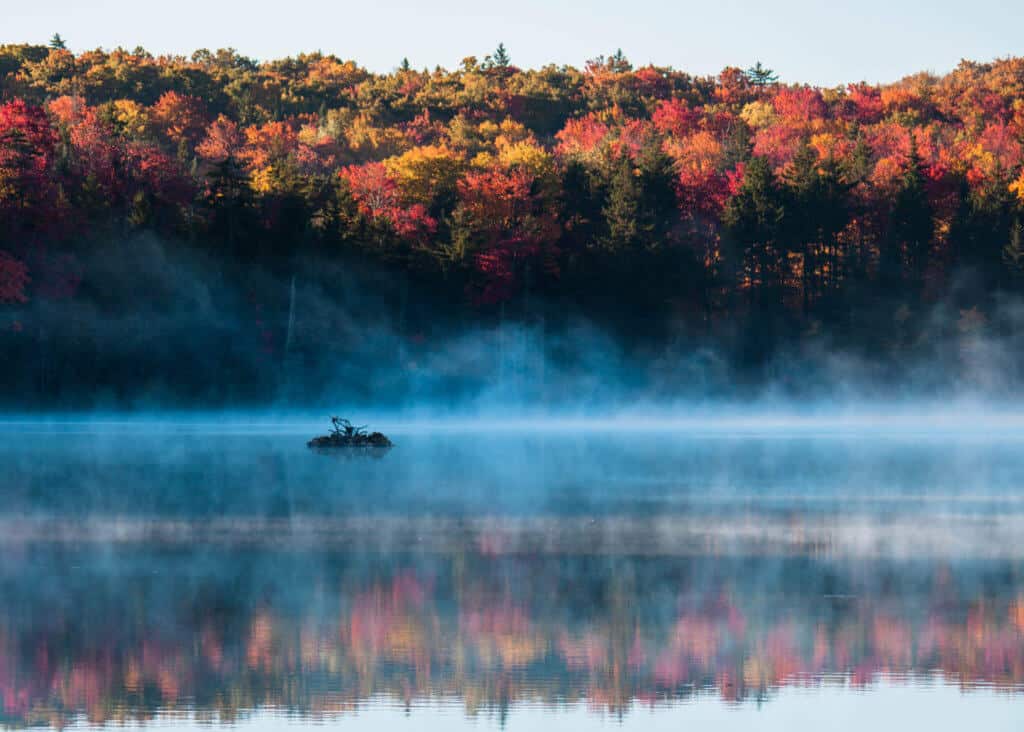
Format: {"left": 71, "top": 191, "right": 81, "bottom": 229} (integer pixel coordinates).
{"left": 0, "top": 419, "right": 1022, "bottom": 729}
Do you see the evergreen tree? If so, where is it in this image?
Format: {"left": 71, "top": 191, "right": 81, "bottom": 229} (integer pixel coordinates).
{"left": 724, "top": 156, "right": 786, "bottom": 302}
{"left": 724, "top": 157, "right": 785, "bottom": 243}
{"left": 783, "top": 141, "right": 820, "bottom": 243}
{"left": 600, "top": 158, "right": 639, "bottom": 250}
{"left": 951, "top": 165, "right": 1018, "bottom": 290}
{"left": 559, "top": 160, "right": 603, "bottom": 253}
{"left": 204, "top": 155, "right": 253, "bottom": 252}
{"left": 745, "top": 61, "right": 778, "bottom": 86}
{"left": 634, "top": 140, "right": 677, "bottom": 248}
{"left": 841, "top": 135, "right": 873, "bottom": 187}
{"left": 492, "top": 43, "right": 510, "bottom": 68}
{"left": 783, "top": 142, "right": 850, "bottom": 309}
{"left": 882, "top": 141, "right": 932, "bottom": 297}
{"left": 49, "top": 33, "right": 66, "bottom": 50}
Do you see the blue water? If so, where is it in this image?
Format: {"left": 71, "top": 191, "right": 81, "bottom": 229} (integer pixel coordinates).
{"left": 0, "top": 422, "right": 1022, "bottom": 729}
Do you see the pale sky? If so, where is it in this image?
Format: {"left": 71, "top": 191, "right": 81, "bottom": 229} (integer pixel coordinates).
{"left": 4, "top": 0, "right": 1023, "bottom": 86}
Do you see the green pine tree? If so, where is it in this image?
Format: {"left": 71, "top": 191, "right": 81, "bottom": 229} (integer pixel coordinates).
{"left": 882, "top": 139, "right": 932, "bottom": 295}
{"left": 745, "top": 61, "right": 778, "bottom": 86}
{"left": 492, "top": 43, "right": 510, "bottom": 68}
{"left": 724, "top": 156, "right": 786, "bottom": 301}
{"left": 600, "top": 159, "right": 640, "bottom": 250}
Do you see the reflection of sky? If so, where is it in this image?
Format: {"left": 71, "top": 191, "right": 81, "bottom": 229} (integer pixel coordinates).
{"left": 58, "top": 681, "right": 1024, "bottom": 731}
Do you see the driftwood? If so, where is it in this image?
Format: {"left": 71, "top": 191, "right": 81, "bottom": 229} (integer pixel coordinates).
{"left": 308, "top": 417, "right": 393, "bottom": 449}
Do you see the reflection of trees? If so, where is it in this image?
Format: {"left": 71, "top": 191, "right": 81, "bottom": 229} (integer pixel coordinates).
{"left": 0, "top": 553, "right": 1022, "bottom": 727}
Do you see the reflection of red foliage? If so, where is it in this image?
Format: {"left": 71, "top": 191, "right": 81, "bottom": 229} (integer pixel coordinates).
{"left": 460, "top": 602, "right": 531, "bottom": 639}
{"left": 559, "top": 629, "right": 609, "bottom": 671}
{"left": 0, "top": 567, "right": 1022, "bottom": 725}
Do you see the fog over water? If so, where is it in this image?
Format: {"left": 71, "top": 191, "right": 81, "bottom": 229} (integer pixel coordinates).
{"left": 0, "top": 416, "right": 1022, "bottom": 730}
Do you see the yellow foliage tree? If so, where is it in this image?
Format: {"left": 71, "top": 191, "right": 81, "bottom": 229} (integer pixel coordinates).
{"left": 496, "top": 139, "right": 557, "bottom": 192}
{"left": 1011, "top": 170, "right": 1024, "bottom": 204}
{"left": 664, "top": 131, "right": 722, "bottom": 177}
{"left": 384, "top": 144, "right": 464, "bottom": 205}
{"left": 345, "top": 114, "right": 409, "bottom": 162}
{"left": 739, "top": 101, "right": 777, "bottom": 130}
{"left": 112, "top": 99, "right": 148, "bottom": 139}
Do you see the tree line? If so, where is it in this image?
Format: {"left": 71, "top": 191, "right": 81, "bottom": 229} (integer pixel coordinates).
{"left": 2, "top": 40, "right": 1024, "bottom": 352}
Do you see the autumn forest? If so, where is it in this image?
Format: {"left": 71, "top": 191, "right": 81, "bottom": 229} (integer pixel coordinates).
{"left": 3, "top": 38, "right": 1024, "bottom": 403}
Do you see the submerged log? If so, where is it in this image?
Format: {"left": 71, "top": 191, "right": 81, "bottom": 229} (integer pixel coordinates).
{"left": 307, "top": 417, "right": 393, "bottom": 449}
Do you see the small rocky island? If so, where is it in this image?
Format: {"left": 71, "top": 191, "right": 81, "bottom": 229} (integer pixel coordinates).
{"left": 308, "top": 417, "right": 393, "bottom": 449}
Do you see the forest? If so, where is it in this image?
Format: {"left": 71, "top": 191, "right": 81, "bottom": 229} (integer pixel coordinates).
{"left": 2, "top": 38, "right": 1024, "bottom": 404}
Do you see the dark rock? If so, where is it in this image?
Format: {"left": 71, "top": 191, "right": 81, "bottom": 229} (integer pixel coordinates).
{"left": 307, "top": 417, "right": 393, "bottom": 450}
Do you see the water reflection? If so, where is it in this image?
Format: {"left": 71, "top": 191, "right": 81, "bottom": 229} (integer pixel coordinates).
{"left": 0, "top": 428, "right": 1023, "bottom": 728}
{"left": 0, "top": 549, "right": 1022, "bottom": 727}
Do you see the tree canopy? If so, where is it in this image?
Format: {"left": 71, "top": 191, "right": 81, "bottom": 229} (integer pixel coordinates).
{"left": 1, "top": 43, "right": 1023, "bottom": 357}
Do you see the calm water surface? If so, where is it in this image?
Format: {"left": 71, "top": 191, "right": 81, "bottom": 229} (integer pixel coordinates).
{"left": 0, "top": 422, "right": 1022, "bottom": 729}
